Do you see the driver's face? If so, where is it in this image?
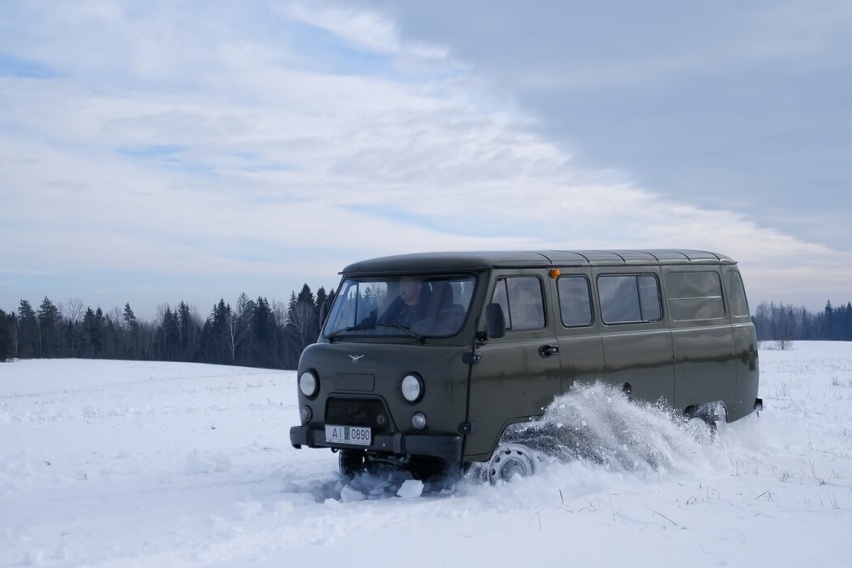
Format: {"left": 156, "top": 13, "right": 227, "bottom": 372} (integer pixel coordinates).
{"left": 399, "top": 278, "right": 422, "bottom": 306}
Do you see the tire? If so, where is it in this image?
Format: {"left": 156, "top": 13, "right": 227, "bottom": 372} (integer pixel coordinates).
{"left": 338, "top": 449, "right": 367, "bottom": 478}
{"left": 486, "top": 444, "right": 537, "bottom": 484}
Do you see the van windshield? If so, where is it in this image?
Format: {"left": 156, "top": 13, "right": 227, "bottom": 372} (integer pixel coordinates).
{"left": 324, "top": 275, "right": 476, "bottom": 339}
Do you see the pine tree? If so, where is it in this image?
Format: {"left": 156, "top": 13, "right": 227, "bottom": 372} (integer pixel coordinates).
{"left": 0, "top": 308, "right": 14, "bottom": 361}
{"left": 206, "top": 300, "right": 235, "bottom": 364}
{"left": 123, "top": 303, "right": 141, "bottom": 359}
{"left": 253, "top": 297, "right": 273, "bottom": 367}
{"left": 17, "top": 300, "right": 38, "bottom": 358}
{"left": 82, "top": 307, "right": 105, "bottom": 358}
{"left": 176, "top": 301, "right": 200, "bottom": 362}
{"left": 159, "top": 307, "right": 179, "bottom": 361}
{"left": 37, "top": 297, "right": 61, "bottom": 358}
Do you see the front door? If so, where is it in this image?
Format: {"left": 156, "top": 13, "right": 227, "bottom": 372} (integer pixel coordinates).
{"left": 463, "top": 270, "right": 561, "bottom": 462}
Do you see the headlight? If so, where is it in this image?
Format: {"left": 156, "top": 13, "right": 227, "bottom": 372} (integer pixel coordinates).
{"left": 401, "top": 374, "right": 423, "bottom": 403}
{"left": 299, "top": 371, "right": 319, "bottom": 398}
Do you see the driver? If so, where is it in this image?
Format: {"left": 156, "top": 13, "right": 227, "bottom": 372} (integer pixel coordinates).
{"left": 380, "top": 277, "right": 431, "bottom": 327}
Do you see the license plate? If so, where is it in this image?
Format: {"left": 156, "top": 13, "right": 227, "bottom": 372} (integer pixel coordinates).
{"left": 325, "top": 424, "right": 372, "bottom": 446}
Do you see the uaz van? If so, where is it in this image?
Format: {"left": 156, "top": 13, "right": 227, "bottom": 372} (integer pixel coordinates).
{"left": 289, "top": 250, "right": 761, "bottom": 482}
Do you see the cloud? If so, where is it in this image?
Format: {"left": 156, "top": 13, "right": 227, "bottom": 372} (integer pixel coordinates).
{"left": 285, "top": 3, "right": 400, "bottom": 55}
{"left": 1, "top": 0, "right": 850, "bottom": 316}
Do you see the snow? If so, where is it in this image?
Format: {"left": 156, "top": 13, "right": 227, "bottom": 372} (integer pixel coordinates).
{"left": 2, "top": 342, "right": 852, "bottom": 567}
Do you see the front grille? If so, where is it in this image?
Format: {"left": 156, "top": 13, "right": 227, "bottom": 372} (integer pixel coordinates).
{"left": 325, "top": 397, "right": 394, "bottom": 434}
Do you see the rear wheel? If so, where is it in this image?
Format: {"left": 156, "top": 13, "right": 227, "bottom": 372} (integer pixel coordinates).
{"left": 685, "top": 402, "right": 725, "bottom": 435}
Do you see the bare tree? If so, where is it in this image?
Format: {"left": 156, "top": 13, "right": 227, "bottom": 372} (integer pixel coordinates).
{"left": 287, "top": 300, "right": 317, "bottom": 368}
{"left": 63, "top": 297, "right": 85, "bottom": 325}
{"left": 227, "top": 309, "right": 237, "bottom": 363}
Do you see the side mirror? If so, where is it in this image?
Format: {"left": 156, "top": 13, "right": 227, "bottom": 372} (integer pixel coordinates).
{"left": 319, "top": 301, "right": 329, "bottom": 326}
{"left": 318, "top": 301, "right": 331, "bottom": 341}
{"left": 485, "top": 303, "right": 506, "bottom": 339}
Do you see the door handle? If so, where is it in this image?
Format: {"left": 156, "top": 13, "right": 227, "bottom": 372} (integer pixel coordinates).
{"left": 538, "top": 344, "right": 559, "bottom": 358}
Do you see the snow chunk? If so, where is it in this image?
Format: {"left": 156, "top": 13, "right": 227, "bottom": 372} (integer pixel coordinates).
{"left": 396, "top": 479, "right": 424, "bottom": 499}
{"left": 340, "top": 484, "right": 367, "bottom": 502}
{"left": 323, "top": 497, "right": 341, "bottom": 509}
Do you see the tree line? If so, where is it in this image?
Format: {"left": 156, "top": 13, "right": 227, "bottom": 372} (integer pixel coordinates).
{"left": 2, "top": 293, "right": 851, "bottom": 367}
{"left": 0, "top": 284, "right": 334, "bottom": 369}
{"left": 752, "top": 301, "right": 852, "bottom": 343}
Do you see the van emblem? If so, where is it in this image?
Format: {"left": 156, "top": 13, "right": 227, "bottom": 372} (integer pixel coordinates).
{"left": 349, "top": 354, "right": 365, "bottom": 363}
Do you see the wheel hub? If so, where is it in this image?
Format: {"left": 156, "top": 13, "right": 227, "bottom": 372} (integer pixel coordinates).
{"left": 487, "top": 444, "right": 536, "bottom": 483}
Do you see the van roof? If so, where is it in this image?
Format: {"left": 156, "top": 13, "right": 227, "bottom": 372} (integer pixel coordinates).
{"left": 342, "top": 250, "right": 736, "bottom": 275}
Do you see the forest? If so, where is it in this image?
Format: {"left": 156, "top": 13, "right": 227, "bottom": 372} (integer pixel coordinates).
{"left": 751, "top": 300, "right": 852, "bottom": 343}
{"left": 1, "top": 291, "right": 850, "bottom": 368}
{"left": 0, "top": 284, "right": 333, "bottom": 369}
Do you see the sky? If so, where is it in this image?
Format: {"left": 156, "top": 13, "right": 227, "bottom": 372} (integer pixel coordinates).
{"left": 1, "top": 0, "right": 851, "bottom": 320}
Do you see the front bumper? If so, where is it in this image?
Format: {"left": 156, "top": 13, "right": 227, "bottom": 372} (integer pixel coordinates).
{"left": 290, "top": 424, "right": 463, "bottom": 464}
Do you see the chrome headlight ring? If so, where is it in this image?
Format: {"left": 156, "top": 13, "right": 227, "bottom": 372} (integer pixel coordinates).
{"left": 401, "top": 373, "right": 423, "bottom": 403}
{"left": 299, "top": 371, "right": 319, "bottom": 398}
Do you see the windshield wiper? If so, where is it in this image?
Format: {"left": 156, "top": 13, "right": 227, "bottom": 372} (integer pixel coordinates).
{"left": 326, "top": 322, "right": 425, "bottom": 343}
{"left": 374, "top": 322, "right": 425, "bottom": 342}
{"left": 326, "top": 324, "right": 376, "bottom": 342}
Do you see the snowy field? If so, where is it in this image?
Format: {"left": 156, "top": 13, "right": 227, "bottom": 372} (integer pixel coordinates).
{"left": 2, "top": 342, "right": 852, "bottom": 567}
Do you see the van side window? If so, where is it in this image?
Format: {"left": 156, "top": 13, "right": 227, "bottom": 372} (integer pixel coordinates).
{"left": 557, "top": 275, "right": 593, "bottom": 327}
{"left": 598, "top": 274, "right": 662, "bottom": 324}
{"left": 666, "top": 271, "right": 725, "bottom": 321}
{"left": 492, "top": 277, "right": 546, "bottom": 331}
{"left": 724, "top": 270, "right": 750, "bottom": 317}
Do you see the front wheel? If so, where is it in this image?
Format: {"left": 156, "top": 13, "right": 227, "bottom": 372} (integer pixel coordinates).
{"left": 486, "top": 444, "right": 537, "bottom": 483}
{"left": 338, "top": 449, "right": 367, "bottom": 478}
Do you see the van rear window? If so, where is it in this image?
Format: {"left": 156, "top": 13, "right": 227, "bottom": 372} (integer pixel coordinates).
{"left": 665, "top": 271, "right": 725, "bottom": 321}
{"left": 598, "top": 274, "right": 662, "bottom": 324}
{"left": 724, "top": 270, "right": 750, "bottom": 317}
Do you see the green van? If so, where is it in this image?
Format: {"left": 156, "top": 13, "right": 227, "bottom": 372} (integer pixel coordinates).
{"left": 289, "top": 250, "right": 761, "bottom": 482}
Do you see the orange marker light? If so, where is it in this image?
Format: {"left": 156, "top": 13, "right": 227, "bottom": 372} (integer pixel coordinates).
{"left": 549, "top": 268, "right": 560, "bottom": 278}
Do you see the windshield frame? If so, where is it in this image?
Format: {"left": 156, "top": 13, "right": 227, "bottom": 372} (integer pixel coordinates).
{"left": 322, "top": 273, "right": 478, "bottom": 341}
